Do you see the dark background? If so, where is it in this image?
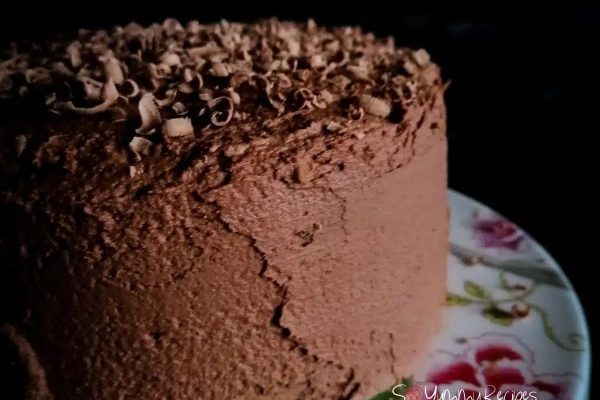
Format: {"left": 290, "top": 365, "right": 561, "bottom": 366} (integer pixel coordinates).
{"left": 1, "top": 2, "right": 597, "bottom": 395}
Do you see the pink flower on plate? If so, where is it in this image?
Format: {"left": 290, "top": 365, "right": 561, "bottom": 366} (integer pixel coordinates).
{"left": 470, "top": 213, "right": 525, "bottom": 251}
{"left": 415, "top": 334, "right": 577, "bottom": 400}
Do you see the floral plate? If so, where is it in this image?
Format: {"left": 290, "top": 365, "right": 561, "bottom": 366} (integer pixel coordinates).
{"left": 372, "top": 190, "right": 590, "bottom": 400}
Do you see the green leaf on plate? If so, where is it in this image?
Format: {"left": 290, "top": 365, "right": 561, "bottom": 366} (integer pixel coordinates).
{"left": 446, "top": 292, "right": 472, "bottom": 306}
{"left": 369, "top": 377, "right": 412, "bottom": 400}
{"left": 399, "top": 376, "right": 412, "bottom": 392}
{"left": 482, "top": 306, "right": 514, "bottom": 326}
{"left": 464, "top": 280, "right": 490, "bottom": 299}
{"left": 369, "top": 389, "right": 395, "bottom": 400}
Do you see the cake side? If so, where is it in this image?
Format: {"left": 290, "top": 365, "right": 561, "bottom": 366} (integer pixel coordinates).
{"left": 0, "top": 19, "right": 447, "bottom": 399}
{"left": 208, "top": 83, "right": 447, "bottom": 398}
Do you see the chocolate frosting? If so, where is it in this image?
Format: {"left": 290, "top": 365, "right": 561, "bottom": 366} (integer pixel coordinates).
{"left": 0, "top": 18, "right": 448, "bottom": 399}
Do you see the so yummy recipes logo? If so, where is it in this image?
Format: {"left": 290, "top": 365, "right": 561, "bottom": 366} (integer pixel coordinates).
{"left": 389, "top": 383, "right": 539, "bottom": 400}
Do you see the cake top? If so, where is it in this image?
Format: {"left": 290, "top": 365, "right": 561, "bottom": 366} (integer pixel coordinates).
{"left": 0, "top": 18, "right": 441, "bottom": 198}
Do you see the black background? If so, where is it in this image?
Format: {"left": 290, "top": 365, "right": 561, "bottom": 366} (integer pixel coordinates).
{"left": 1, "top": 2, "right": 597, "bottom": 395}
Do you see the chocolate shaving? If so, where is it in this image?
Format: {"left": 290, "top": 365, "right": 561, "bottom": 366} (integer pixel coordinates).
{"left": 171, "top": 102, "right": 188, "bottom": 115}
{"left": 0, "top": 75, "right": 13, "bottom": 98}
{"left": 120, "top": 79, "right": 139, "bottom": 98}
{"left": 25, "top": 68, "right": 51, "bottom": 86}
{"left": 182, "top": 68, "right": 204, "bottom": 92}
{"left": 17, "top": 85, "right": 29, "bottom": 97}
{"left": 44, "top": 93, "right": 57, "bottom": 106}
{"left": 319, "top": 90, "right": 335, "bottom": 104}
{"left": 183, "top": 68, "right": 195, "bottom": 83}
{"left": 295, "top": 69, "right": 311, "bottom": 82}
{"left": 210, "top": 62, "right": 230, "bottom": 77}
{"left": 310, "top": 54, "right": 326, "bottom": 69}
{"left": 222, "top": 89, "right": 238, "bottom": 107}
{"left": 325, "top": 121, "right": 345, "bottom": 132}
{"left": 103, "top": 57, "right": 125, "bottom": 84}
{"left": 155, "top": 89, "right": 177, "bottom": 108}
{"left": 136, "top": 93, "right": 162, "bottom": 134}
{"left": 162, "top": 18, "right": 184, "bottom": 35}
{"left": 101, "top": 79, "right": 119, "bottom": 102}
{"left": 176, "top": 83, "right": 191, "bottom": 94}
{"left": 129, "top": 136, "right": 152, "bottom": 161}
{"left": 198, "top": 89, "right": 213, "bottom": 102}
{"left": 15, "top": 135, "right": 27, "bottom": 157}
{"left": 51, "top": 62, "right": 73, "bottom": 77}
{"left": 52, "top": 100, "right": 114, "bottom": 115}
{"left": 251, "top": 74, "right": 271, "bottom": 92}
{"left": 78, "top": 76, "right": 103, "bottom": 101}
{"left": 292, "top": 88, "right": 314, "bottom": 111}
{"left": 274, "top": 73, "right": 292, "bottom": 89}
{"left": 331, "top": 75, "right": 351, "bottom": 91}
{"left": 52, "top": 80, "right": 118, "bottom": 115}
{"left": 312, "top": 94, "right": 328, "bottom": 109}
{"left": 346, "top": 65, "right": 371, "bottom": 82}
{"left": 66, "top": 41, "right": 82, "bottom": 69}
{"left": 347, "top": 106, "right": 364, "bottom": 121}
{"left": 6, "top": 17, "right": 439, "bottom": 158}
{"left": 207, "top": 96, "right": 234, "bottom": 127}
{"left": 148, "top": 63, "right": 171, "bottom": 80}
{"left": 187, "top": 43, "right": 219, "bottom": 58}
{"left": 163, "top": 118, "right": 194, "bottom": 137}
{"left": 129, "top": 165, "right": 142, "bottom": 177}
{"left": 287, "top": 40, "right": 300, "bottom": 57}
{"left": 393, "top": 79, "right": 418, "bottom": 105}
{"left": 403, "top": 59, "right": 419, "bottom": 76}
{"left": 267, "top": 95, "right": 285, "bottom": 114}
{"left": 411, "top": 49, "right": 431, "bottom": 67}
{"left": 160, "top": 53, "right": 181, "bottom": 68}
{"left": 359, "top": 95, "right": 391, "bottom": 118}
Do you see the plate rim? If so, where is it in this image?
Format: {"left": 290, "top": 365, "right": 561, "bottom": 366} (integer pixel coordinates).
{"left": 448, "top": 189, "right": 591, "bottom": 399}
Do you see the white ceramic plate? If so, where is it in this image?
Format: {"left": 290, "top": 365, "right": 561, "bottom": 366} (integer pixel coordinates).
{"left": 372, "top": 190, "right": 590, "bottom": 400}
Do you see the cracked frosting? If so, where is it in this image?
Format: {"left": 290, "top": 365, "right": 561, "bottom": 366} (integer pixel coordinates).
{"left": 0, "top": 18, "right": 448, "bottom": 399}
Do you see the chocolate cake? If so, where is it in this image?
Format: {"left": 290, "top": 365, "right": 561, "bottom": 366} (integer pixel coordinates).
{"left": 0, "top": 18, "right": 448, "bottom": 399}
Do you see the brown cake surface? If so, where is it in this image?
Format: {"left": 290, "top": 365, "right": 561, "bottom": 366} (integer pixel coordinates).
{"left": 0, "top": 18, "right": 447, "bottom": 399}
